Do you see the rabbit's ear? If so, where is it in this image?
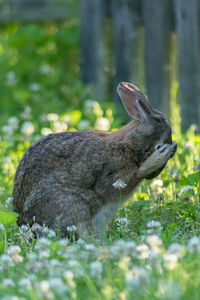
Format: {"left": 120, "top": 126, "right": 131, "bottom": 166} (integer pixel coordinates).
{"left": 117, "top": 82, "right": 154, "bottom": 121}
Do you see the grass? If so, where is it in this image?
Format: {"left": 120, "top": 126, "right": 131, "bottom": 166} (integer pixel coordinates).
{"left": 0, "top": 104, "right": 200, "bottom": 300}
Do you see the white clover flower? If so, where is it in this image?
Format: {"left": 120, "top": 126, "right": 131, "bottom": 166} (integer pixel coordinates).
{"left": 95, "top": 117, "right": 110, "bottom": 131}
{"left": 64, "top": 271, "right": 75, "bottom": 288}
{"left": 0, "top": 254, "right": 14, "bottom": 268}
{"left": 2, "top": 125, "right": 14, "bottom": 136}
{"left": 67, "top": 260, "right": 84, "bottom": 277}
{"left": 58, "top": 239, "right": 68, "bottom": 247}
{"left": 47, "top": 113, "right": 59, "bottom": 121}
{"left": 67, "top": 225, "right": 77, "bottom": 232}
{"left": 126, "top": 266, "right": 149, "bottom": 288}
{"left": 151, "top": 179, "right": 163, "bottom": 189}
{"left": 90, "top": 261, "right": 103, "bottom": 278}
{"left": 164, "top": 253, "right": 178, "bottom": 270}
{"left": 8, "top": 116, "right": 19, "bottom": 130}
{"left": 184, "top": 141, "right": 194, "bottom": 149}
{"left": 29, "top": 82, "right": 41, "bottom": 91}
{"left": 77, "top": 120, "right": 91, "bottom": 130}
{"left": 38, "top": 249, "right": 50, "bottom": 260}
{"left": 7, "top": 245, "right": 23, "bottom": 264}
{"left": 35, "top": 237, "right": 51, "bottom": 250}
{"left": 168, "top": 243, "right": 184, "bottom": 258}
{"left": 2, "top": 278, "right": 15, "bottom": 287}
{"left": 41, "top": 227, "right": 56, "bottom": 239}
{"left": 41, "top": 127, "right": 53, "bottom": 136}
{"left": 112, "top": 179, "right": 127, "bottom": 189}
{"left": 40, "top": 280, "right": 50, "bottom": 293}
{"left": 84, "top": 100, "right": 103, "bottom": 117}
{"left": 49, "top": 277, "right": 67, "bottom": 294}
{"left": 146, "top": 235, "right": 162, "bottom": 253}
{"left": 187, "top": 236, "right": 200, "bottom": 253}
{"left": 21, "top": 121, "right": 35, "bottom": 135}
{"left": 109, "top": 240, "right": 136, "bottom": 258}
{"left": 136, "top": 244, "right": 150, "bottom": 259}
{"left": 18, "top": 278, "right": 31, "bottom": 289}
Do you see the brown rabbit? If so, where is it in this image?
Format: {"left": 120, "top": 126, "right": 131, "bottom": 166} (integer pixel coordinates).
{"left": 13, "top": 82, "right": 177, "bottom": 238}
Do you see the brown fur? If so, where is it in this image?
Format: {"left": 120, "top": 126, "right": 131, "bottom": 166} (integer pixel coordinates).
{"left": 13, "top": 82, "right": 177, "bottom": 237}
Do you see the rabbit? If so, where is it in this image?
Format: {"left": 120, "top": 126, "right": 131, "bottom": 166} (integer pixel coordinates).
{"left": 13, "top": 82, "right": 177, "bottom": 239}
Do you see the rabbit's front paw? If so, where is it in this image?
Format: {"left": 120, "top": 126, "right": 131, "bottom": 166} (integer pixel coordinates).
{"left": 138, "top": 141, "right": 177, "bottom": 179}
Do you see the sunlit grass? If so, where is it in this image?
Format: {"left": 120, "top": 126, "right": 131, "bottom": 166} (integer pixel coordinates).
{"left": 0, "top": 100, "right": 200, "bottom": 299}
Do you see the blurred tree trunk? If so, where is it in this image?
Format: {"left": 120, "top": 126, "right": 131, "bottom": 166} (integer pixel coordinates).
{"left": 80, "top": 0, "right": 104, "bottom": 97}
{"left": 112, "top": 0, "right": 133, "bottom": 117}
{"left": 143, "top": 0, "right": 171, "bottom": 118}
{"left": 175, "top": 0, "right": 200, "bottom": 130}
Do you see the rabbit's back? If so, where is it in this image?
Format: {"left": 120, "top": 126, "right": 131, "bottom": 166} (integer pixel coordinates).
{"left": 13, "top": 130, "right": 133, "bottom": 227}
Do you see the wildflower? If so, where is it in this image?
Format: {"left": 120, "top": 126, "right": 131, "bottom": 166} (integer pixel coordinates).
{"left": 35, "top": 237, "right": 51, "bottom": 250}
{"left": 184, "top": 141, "right": 194, "bottom": 149}
{"left": 47, "top": 113, "right": 59, "bottom": 121}
{"left": 18, "top": 278, "right": 31, "bottom": 289}
{"left": 2, "top": 278, "right": 15, "bottom": 287}
{"left": 90, "top": 261, "right": 103, "bottom": 278}
{"left": 8, "top": 116, "right": 19, "bottom": 130}
{"left": 147, "top": 220, "right": 162, "bottom": 234}
{"left": 187, "top": 236, "right": 200, "bottom": 253}
{"left": 95, "top": 117, "right": 110, "bottom": 131}
{"left": 163, "top": 253, "right": 178, "bottom": 270}
{"left": 84, "top": 243, "right": 96, "bottom": 251}
{"left": 146, "top": 235, "right": 162, "bottom": 253}
{"left": 136, "top": 244, "right": 150, "bottom": 260}
{"left": 29, "top": 82, "right": 41, "bottom": 91}
{"left": 126, "top": 266, "right": 149, "bottom": 288}
{"left": 21, "top": 122, "right": 35, "bottom": 135}
{"left": 41, "top": 128, "right": 53, "bottom": 136}
{"left": 38, "top": 249, "right": 50, "bottom": 260}
{"left": 67, "top": 225, "right": 77, "bottom": 232}
{"left": 116, "top": 217, "right": 130, "bottom": 233}
{"left": 49, "top": 277, "right": 68, "bottom": 294}
{"left": 0, "top": 254, "right": 14, "bottom": 269}
{"left": 40, "top": 280, "right": 50, "bottom": 293}
{"left": 41, "top": 227, "right": 56, "bottom": 239}
{"left": 67, "top": 260, "right": 84, "bottom": 278}
{"left": 112, "top": 179, "right": 127, "bottom": 189}
{"left": 64, "top": 271, "right": 76, "bottom": 288}
{"left": 168, "top": 243, "right": 184, "bottom": 258}
{"left": 84, "top": 100, "right": 103, "bottom": 117}
{"left": 7, "top": 245, "right": 23, "bottom": 263}
{"left": 18, "top": 225, "right": 33, "bottom": 242}
{"left": 151, "top": 179, "right": 163, "bottom": 190}
{"left": 109, "top": 240, "right": 136, "bottom": 258}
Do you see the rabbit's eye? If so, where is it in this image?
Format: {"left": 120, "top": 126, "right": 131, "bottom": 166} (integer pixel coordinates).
{"left": 155, "top": 144, "right": 161, "bottom": 150}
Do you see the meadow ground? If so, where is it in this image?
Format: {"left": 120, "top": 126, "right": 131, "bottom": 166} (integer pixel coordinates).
{"left": 0, "top": 104, "right": 200, "bottom": 300}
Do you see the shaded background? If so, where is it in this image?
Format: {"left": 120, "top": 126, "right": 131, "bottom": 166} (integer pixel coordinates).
{"left": 0, "top": 0, "right": 200, "bottom": 130}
